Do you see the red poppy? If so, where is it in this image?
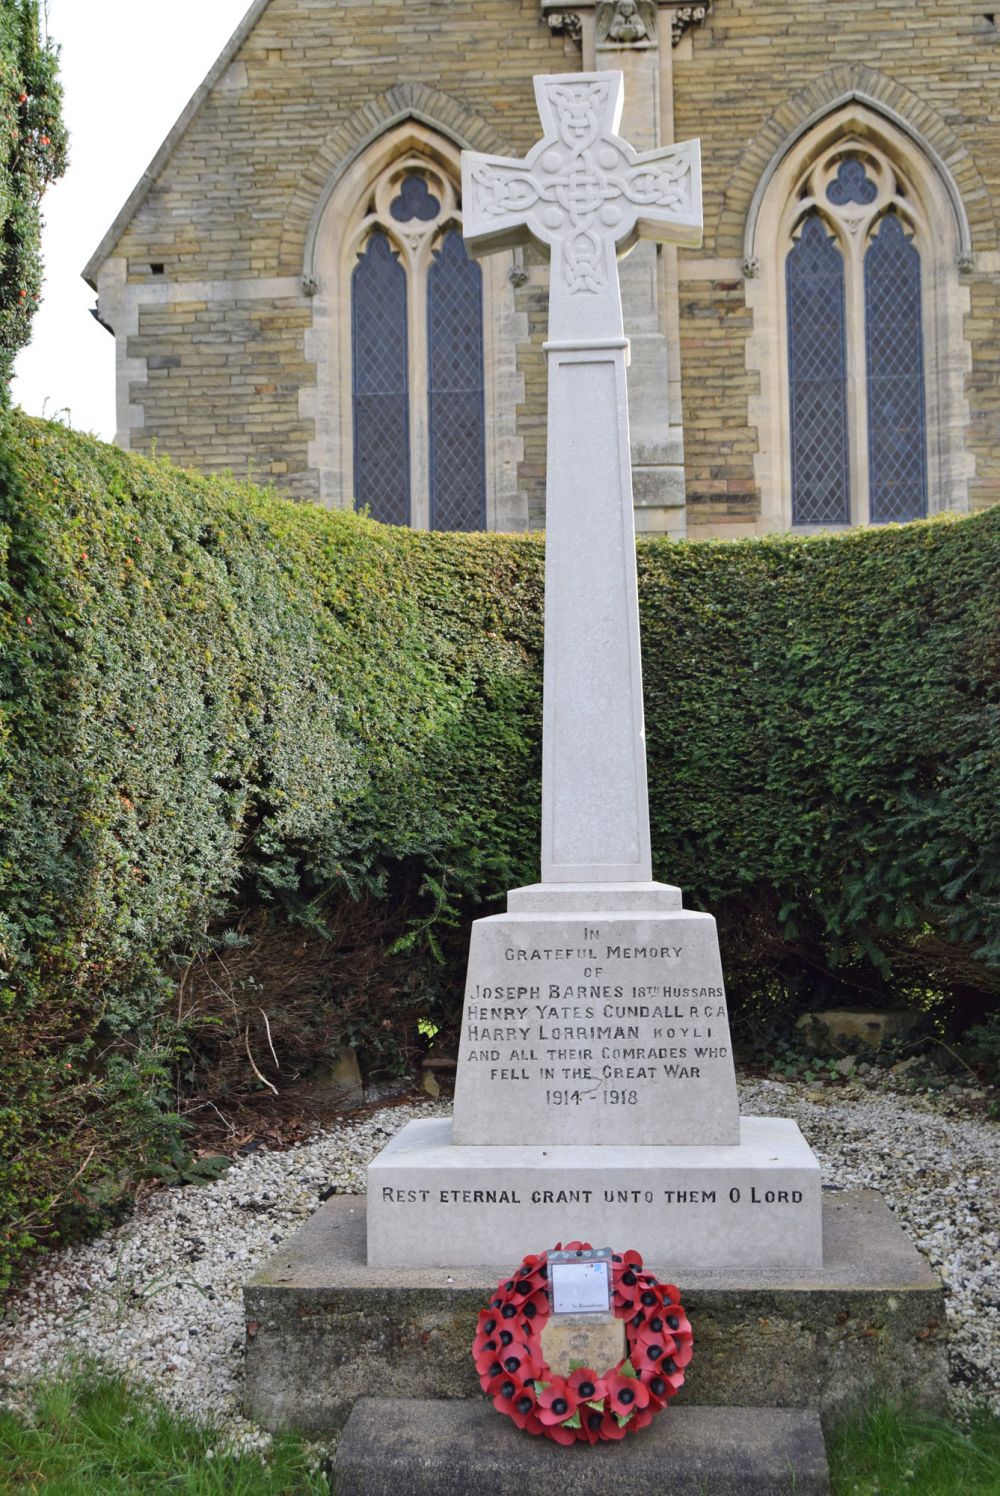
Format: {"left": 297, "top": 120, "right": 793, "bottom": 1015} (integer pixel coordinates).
{"left": 544, "top": 1420, "right": 578, "bottom": 1446}
{"left": 575, "top": 1407, "right": 606, "bottom": 1444}
{"left": 595, "top": 1408, "right": 630, "bottom": 1440}
{"left": 605, "top": 1372, "right": 650, "bottom": 1418}
{"left": 505, "top": 1382, "right": 542, "bottom": 1431}
{"left": 493, "top": 1339, "right": 541, "bottom": 1386}
{"left": 639, "top": 1369, "right": 676, "bottom": 1410}
{"left": 473, "top": 1336, "right": 502, "bottom": 1372}
{"left": 475, "top": 1347, "right": 506, "bottom": 1391}
{"left": 567, "top": 1368, "right": 608, "bottom": 1403}
{"left": 518, "top": 1285, "right": 550, "bottom": 1325}
{"left": 662, "top": 1307, "right": 694, "bottom": 1341}
{"left": 613, "top": 1272, "right": 641, "bottom": 1312}
{"left": 634, "top": 1278, "right": 666, "bottom": 1315}
{"left": 536, "top": 1377, "right": 580, "bottom": 1425}
{"left": 472, "top": 1318, "right": 501, "bottom": 1362}
{"left": 518, "top": 1251, "right": 547, "bottom": 1276}
{"left": 630, "top": 1337, "right": 671, "bottom": 1376}
{"left": 487, "top": 1371, "right": 526, "bottom": 1416}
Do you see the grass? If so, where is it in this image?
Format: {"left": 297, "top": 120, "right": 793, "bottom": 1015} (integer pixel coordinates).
{"left": 1, "top": 1372, "right": 999, "bottom": 1493}
{"left": 0, "top": 1372, "right": 327, "bottom": 1494}
{"left": 827, "top": 1402, "right": 1000, "bottom": 1495}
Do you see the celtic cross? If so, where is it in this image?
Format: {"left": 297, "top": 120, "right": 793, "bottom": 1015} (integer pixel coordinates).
{"left": 462, "top": 73, "right": 702, "bottom": 889}
{"left": 462, "top": 71, "right": 701, "bottom": 342}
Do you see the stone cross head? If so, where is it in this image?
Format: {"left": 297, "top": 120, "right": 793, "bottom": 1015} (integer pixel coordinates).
{"left": 461, "top": 71, "right": 701, "bottom": 340}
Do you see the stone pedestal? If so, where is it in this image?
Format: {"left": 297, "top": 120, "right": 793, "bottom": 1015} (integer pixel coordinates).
{"left": 243, "top": 1191, "right": 947, "bottom": 1437}
{"left": 368, "top": 1115, "right": 822, "bottom": 1268}
{"left": 367, "top": 879, "right": 823, "bottom": 1270}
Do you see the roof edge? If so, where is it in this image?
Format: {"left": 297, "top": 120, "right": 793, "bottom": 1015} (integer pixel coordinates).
{"left": 81, "top": 0, "right": 273, "bottom": 289}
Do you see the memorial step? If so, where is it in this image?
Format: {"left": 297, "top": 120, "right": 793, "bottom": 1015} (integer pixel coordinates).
{"left": 243, "top": 1189, "right": 947, "bottom": 1436}
{"left": 329, "top": 1399, "right": 831, "bottom": 1495}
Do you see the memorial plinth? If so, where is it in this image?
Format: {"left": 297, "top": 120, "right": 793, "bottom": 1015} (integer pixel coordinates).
{"left": 365, "top": 70, "right": 822, "bottom": 1270}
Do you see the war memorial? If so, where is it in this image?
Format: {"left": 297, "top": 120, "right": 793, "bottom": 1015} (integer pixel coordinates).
{"left": 244, "top": 68, "right": 946, "bottom": 1495}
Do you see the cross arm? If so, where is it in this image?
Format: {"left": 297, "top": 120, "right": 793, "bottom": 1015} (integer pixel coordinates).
{"left": 461, "top": 151, "right": 546, "bottom": 258}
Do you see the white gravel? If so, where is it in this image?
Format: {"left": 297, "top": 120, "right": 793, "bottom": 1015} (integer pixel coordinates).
{"left": 1, "top": 1080, "right": 996, "bottom": 1448}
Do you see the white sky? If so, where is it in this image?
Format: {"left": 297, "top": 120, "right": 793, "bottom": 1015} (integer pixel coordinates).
{"left": 11, "top": 0, "right": 251, "bottom": 439}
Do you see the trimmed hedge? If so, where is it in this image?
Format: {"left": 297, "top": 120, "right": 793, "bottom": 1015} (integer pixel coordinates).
{"left": 1, "top": 411, "right": 998, "bottom": 1286}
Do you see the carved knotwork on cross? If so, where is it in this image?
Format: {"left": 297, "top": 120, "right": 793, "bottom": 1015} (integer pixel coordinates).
{"left": 462, "top": 72, "right": 700, "bottom": 340}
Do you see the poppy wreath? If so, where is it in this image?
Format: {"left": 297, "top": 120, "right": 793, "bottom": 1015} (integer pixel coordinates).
{"left": 473, "top": 1241, "right": 693, "bottom": 1444}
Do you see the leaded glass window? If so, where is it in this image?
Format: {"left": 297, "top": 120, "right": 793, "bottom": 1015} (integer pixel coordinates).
{"left": 352, "top": 233, "right": 410, "bottom": 526}
{"left": 428, "top": 230, "right": 486, "bottom": 531}
{"left": 348, "top": 160, "right": 487, "bottom": 532}
{"left": 787, "top": 216, "right": 850, "bottom": 526}
{"left": 865, "top": 214, "right": 927, "bottom": 523}
{"left": 783, "top": 149, "right": 930, "bottom": 527}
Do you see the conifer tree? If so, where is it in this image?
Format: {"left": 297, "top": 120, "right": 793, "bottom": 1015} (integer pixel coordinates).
{"left": 0, "top": 0, "right": 66, "bottom": 403}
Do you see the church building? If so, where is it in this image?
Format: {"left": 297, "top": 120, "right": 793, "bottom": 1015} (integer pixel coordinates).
{"left": 84, "top": 1, "right": 1000, "bottom": 537}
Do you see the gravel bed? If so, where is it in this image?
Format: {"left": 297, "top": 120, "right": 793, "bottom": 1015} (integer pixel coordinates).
{"left": 740, "top": 1077, "right": 999, "bottom": 1416}
{"left": 1, "top": 1080, "right": 997, "bottom": 1450}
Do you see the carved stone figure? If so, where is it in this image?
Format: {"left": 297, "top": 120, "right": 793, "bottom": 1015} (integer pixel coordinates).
{"left": 597, "top": 0, "right": 656, "bottom": 46}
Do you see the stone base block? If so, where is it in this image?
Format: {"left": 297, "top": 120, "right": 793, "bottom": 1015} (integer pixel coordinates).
{"left": 331, "top": 1400, "right": 831, "bottom": 1496}
{"left": 367, "top": 1115, "right": 822, "bottom": 1269}
{"left": 243, "top": 1190, "right": 947, "bottom": 1436}
{"left": 452, "top": 906, "right": 741, "bottom": 1147}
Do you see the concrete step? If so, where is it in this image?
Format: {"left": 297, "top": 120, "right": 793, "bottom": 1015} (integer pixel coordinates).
{"left": 330, "top": 1398, "right": 831, "bottom": 1495}
{"left": 243, "top": 1188, "right": 946, "bottom": 1436}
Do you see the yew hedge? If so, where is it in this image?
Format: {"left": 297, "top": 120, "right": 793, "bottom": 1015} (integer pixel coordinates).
{"left": 0, "top": 411, "right": 997, "bottom": 1286}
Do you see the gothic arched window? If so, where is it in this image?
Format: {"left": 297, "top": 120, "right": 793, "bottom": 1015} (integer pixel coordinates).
{"left": 743, "top": 104, "right": 972, "bottom": 532}
{"left": 349, "top": 161, "right": 486, "bottom": 530}
{"left": 785, "top": 151, "right": 927, "bottom": 527}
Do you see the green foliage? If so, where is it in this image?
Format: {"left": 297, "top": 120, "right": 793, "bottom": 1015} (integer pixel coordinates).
{"left": 0, "top": 411, "right": 998, "bottom": 1289}
{"left": 0, "top": 1370, "right": 327, "bottom": 1493}
{"left": 0, "top": 412, "right": 543, "bottom": 1286}
{"left": 0, "top": 1, "right": 67, "bottom": 399}
{"left": 640, "top": 521, "right": 1000, "bottom": 1023}
{"left": 827, "top": 1402, "right": 1000, "bottom": 1495}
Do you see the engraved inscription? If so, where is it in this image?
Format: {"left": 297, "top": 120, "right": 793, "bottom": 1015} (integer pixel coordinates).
{"left": 459, "top": 922, "right": 731, "bottom": 1109}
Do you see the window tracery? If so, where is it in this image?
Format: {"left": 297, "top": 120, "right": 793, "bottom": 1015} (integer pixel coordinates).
{"left": 744, "top": 104, "right": 970, "bottom": 533}
{"left": 349, "top": 157, "right": 486, "bottom": 529}
{"left": 784, "top": 145, "right": 928, "bottom": 526}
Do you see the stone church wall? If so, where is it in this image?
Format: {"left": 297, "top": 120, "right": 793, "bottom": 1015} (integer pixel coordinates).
{"left": 672, "top": 0, "right": 1000, "bottom": 530}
